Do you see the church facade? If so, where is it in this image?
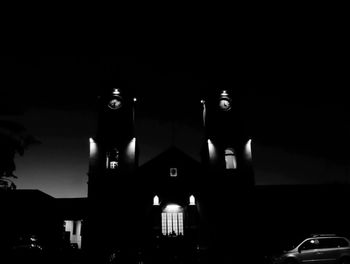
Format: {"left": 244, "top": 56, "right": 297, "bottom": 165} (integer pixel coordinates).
{"left": 85, "top": 87, "right": 255, "bottom": 263}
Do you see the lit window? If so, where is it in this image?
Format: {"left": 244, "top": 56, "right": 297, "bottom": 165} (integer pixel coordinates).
{"left": 110, "top": 161, "right": 118, "bottom": 169}
{"left": 64, "top": 220, "right": 83, "bottom": 249}
{"left": 106, "top": 148, "right": 119, "bottom": 169}
{"left": 225, "top": 148, "right": 237, "bottom": 169}
{"left": 153, "top": 195, "right": 160, "bottom": 206}
{"left": 161, "top": 206, "right": 184, "bottom": 236}
{"left": 170, "top": 168, "right": 177, "bottom": 177}
{"left": 189, "top": 195, "right": 195, "bottom": 205}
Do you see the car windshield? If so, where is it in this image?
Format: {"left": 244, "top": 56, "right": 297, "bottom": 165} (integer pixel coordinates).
{"left": 281, "top": 240, "right": 297, "bottom": 251}
{"left": 276, "top": 236, "right": 305, "bottom": 253}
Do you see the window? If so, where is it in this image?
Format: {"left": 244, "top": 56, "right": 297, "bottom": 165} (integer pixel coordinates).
{"left": 225, "top": 148, "right": 237, "bottom": 169}
{"left": 153, "top": 195, "right": 160, "bottom": 206}
{"left": 170, "top": 168, "right": 177, "bottom": 177}
{"left": 299, "top": 239, "right": 320, "bottom": 251}
{"left": 161, "top": 205, "right": 184, "bottom": 236}
{"left": 110, "top": 161, "right": 118, "bottom": 169}
{"left": 106, "top": 148, "right": 119, "bottom": 169}
{"left": 64, "top": 220, "right": 83, "bottom": 249}
{"left": 319, "top": 238, "right": 349, "bottom": 249}
{"left": 189, "top": 195, "right": 195, "bottom": 205}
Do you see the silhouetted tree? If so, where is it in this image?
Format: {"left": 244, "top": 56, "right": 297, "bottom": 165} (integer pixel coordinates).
{"left": 0, "top": 120, "right": 40, "bottom": 190}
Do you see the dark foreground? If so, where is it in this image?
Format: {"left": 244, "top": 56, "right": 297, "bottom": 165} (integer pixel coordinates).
{"left": 3, "top": 247, "right": 271, "bottom": 264}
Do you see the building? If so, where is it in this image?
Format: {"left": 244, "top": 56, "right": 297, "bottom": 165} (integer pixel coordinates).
{"left": 85, "top": 87, "right": 255, "bottom": 263}
{"left": 0, "top": 189, "right": 63, "bottom": 251}
{"left": 0, "top": 188, "right": 88, "bottom": 257}
{"left": 55, "top": 197, "right": 87, "bottom": 249}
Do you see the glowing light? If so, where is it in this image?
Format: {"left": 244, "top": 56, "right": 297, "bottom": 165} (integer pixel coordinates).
{"left": 153, "top": 195, "right": 160, "bottom": 206}
{"left": 89, "top": 138, "right": 97, "bottom": 157}
{"left": 221, "top": 90, "right": 228, "bottom": 96}
{"left": 133, "top": 98, "right": 137, "bottom": 102}
{"left": 225, "top": 148, "right": 237, "bottom": 169}
{"left": 202, "top": 100, "right": 206, "bottom": 127}
{"left": 189, "top": 195, "right": 195, "bottom": 205}
{"left": 244, "top": 139, "right": 252, "bottom": 160}
{"left": 112, "top": 88, "right": 120, "bottom": 95}
{"left": 170, "top": 168, "right": 177, "bottom": 177}
{"left": 207, "top": 139, "right": 217, "bottom": 162}
{"left": 64, "top": 220, "right": 82, "bottom": 249}
{"left": 164, "top": 204, "right": 181, "bottom": 212}
{"left": 126, "top": 137, "right": 136, "bottom": 162}
{"left": 110, "top": 161, "right": 118, "bottom": 169}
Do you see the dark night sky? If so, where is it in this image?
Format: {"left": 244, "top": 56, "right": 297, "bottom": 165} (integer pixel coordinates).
{"left": 0, "top": 53, "right": 348, "bottom": 198}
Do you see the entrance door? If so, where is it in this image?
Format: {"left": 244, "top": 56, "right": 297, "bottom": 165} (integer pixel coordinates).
{"left": 161, "top": 204, "right": 184, "bottom": 236}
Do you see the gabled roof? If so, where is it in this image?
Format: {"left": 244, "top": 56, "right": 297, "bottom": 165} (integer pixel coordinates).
{"left": 138, "top": 146, "right": 202, "bottom": 173}
{"left": 136, "top": 146, "right": 203, "bottom": 195}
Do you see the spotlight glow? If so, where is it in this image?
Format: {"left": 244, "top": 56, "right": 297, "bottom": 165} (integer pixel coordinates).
{"left": 126, "top": 137, "right": 136, "bottom": 162}
{"left": 207, "top": 139, "right": 217, "bottom": 162}
{"left": 164, "top": 204, "right": 181, "bottom": 212}
{"left": 244, "top": 139, "right": 252, "bottom": 160}
{"left": 89, "top": 138, "right": 97, "bottom": 156}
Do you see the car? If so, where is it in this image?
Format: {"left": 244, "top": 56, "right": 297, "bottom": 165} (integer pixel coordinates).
{"left": 270, "top": 234, "right": 350, "bottom": 264}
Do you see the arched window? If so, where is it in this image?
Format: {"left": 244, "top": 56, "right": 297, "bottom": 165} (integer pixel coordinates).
{"left": 106, "top": 148, "right": 119, "bottom": 169}
{"left": 153, "top": 195, "right": 160, "bottom": 206}
{"left": 161, "top": 204, "right": 184, "bottom": 236}
{"left": 225, "top": 148, "right": 237, "bottom": 169}
{"left": 189, "top": 195, "right": 195, "bottom": 205}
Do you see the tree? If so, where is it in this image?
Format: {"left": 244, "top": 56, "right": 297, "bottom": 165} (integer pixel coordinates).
{"left": 0, "top": 120, "right": 40, "bottom": 190}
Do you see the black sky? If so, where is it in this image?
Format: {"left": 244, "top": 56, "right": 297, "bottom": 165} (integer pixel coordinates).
{"left": 0, "top": 53, "right": 348, "bottom": 197}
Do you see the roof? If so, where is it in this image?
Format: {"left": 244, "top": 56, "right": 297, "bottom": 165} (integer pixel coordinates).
{"left": 0, "top": 189, "right": 54, "bottom": 201}
{"left": 136, "top": 146, "right": 203, "bottom": 191}
{"left": 138, "top": 146, "right": 202, "bottom": 172}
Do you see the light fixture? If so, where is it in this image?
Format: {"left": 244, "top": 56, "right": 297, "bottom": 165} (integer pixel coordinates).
{"left": 164, "top": 204, "right": 181, "bottom": 212}
{"left": 221, "top": 90, "right": 229, "bottom": 96}
{"left": 112, "top": 88, "right": 120, "bottom": 95}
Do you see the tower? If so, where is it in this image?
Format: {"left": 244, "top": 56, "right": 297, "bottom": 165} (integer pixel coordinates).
{"left": 200, "top": 88, "right": 255, "bottom": 262}
{"left": 201, "top": 89, "right": 254, "bottom": 186}
{"left": 86, "top": 87, "right": 139, "bottom": 260}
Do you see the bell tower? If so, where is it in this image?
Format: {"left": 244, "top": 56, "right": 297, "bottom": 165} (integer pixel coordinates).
{"left": 200, "top": 88, "right": 255, "bottom": 262}
{"left": 86, "top": 87, "right": 139, "bottom": 259}
{"left": 201, "top": 88, "right": 254, "bottom": 187}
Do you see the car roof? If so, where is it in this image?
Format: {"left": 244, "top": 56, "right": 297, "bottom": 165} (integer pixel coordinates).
{"left": 310, "top": 234, "right": 337, "bottom": 238}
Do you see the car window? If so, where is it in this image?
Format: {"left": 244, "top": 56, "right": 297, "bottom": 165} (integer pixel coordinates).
{"left": 318, "top": 238, "right": 349, "bottom": 249}
{"left": 299, "top": 239, "right": 320, "bottom": 251}
{"left": 335, "top": 238, "right": 349, "bottom": 247}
